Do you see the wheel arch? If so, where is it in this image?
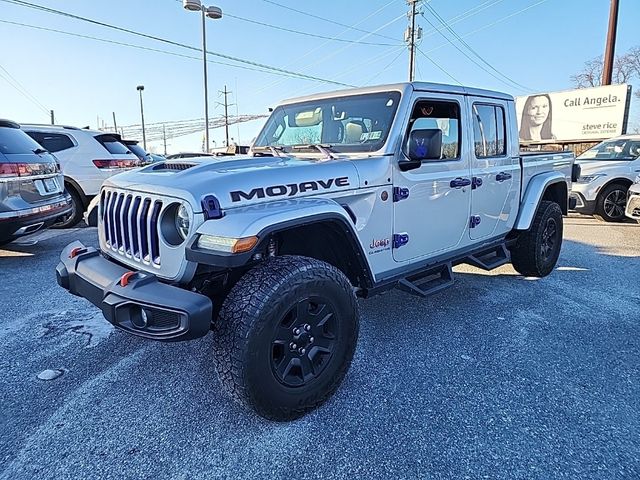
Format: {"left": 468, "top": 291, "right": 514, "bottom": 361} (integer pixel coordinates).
{"left": 188, "top": 198, "right": 375, "bottom": 289}
{"left": 63, "top": 176, "right": 89, "bottom": 207}
{"left": 268, "top": 216, "right": 374, "bottom": 289}
{"left": 514, "top": 172, "right": 568, "bottom": 230}
{"left": 596, "top": 177, "right": 633, "bottom": 198}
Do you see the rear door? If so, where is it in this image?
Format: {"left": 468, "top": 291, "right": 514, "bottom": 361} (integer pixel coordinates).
{"left": 468, "top": 99, "right": 520, "bottom": 240}
{"left": 392, "top": 93, "right": 472, "bottom": 262}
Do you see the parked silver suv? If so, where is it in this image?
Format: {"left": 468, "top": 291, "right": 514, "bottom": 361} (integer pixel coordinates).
{"left": 0, "top": 120, "right": 71, "bottom": 245}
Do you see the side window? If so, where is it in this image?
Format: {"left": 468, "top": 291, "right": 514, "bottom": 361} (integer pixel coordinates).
{"left": 473, "top": 104, "right": 506, "bottom": 158}
{"left": 28, "top": 133, "right": 74, "bottom": 153}
{"left": 408, "top": 100, "right": 460, "bottom": 160}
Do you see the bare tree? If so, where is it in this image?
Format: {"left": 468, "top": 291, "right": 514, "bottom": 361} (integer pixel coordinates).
{"left": 570, "top": 56, "right": 604, "bottom": 88}
{"left": 571, "top": 47, "right": 640, "bottom": 89}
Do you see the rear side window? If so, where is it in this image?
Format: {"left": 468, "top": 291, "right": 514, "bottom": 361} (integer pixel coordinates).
{"left": 95, "top": 134, "right": 131, "bottom": 155}
{"left": 473, "top": 104, "right": 506, "bottom": 158}
{"left": 27, "top": 132, "right": 75, "bottom": 152}
{"left": 0, "top": 127, "right": 44, "bottom": 155}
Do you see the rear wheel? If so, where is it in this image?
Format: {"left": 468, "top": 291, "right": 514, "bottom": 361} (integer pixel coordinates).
{"left": 213, "top": 255, "right": 359, "bottom": 421}
{"left": 510, "top": 201, "right": 563, "bottom": 277}
{"left": 52, "top": 186, "right": 83, "bottom": 229}
{"left": 594, "top": 183, "right": 628, "bottom": 222}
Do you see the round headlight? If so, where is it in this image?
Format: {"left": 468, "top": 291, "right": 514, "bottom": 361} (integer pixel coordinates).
{"left": 175, "top": 203, "right": 192, "bottom": 240}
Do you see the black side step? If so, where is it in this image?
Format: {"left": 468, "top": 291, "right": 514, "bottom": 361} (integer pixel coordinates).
{"left": 465, "top": 244, "right": 510, "bottom": 271}
{"left": 397, "top": 263, "right": 454, "bottom": 298}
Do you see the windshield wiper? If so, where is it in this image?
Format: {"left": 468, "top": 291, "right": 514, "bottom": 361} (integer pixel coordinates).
{"left": 32, "top": 148, "right": 48, "bottom": 155}
{"left": 291, "top": 144, "right": 336, "bottom": 159}
{"left": 252, "top": 145, "right": 284, "bottom": 157}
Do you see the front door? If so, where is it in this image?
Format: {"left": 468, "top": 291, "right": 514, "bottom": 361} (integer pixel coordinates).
{"left": 393, "top": 95, "right": 472, "bottom": 262}
{"left": 468, "top": 99, "right": 519, "bottom": 240}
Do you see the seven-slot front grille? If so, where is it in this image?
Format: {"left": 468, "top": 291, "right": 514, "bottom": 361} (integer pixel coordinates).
{"left": 101, "top": 189, "right": 163, "bottom": 266}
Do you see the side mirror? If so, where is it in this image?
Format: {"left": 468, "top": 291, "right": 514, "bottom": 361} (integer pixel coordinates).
{"left": 400, "top": 129, "right": 443, "bottom": 171}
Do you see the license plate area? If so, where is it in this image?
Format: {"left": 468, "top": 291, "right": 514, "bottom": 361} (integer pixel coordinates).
{"left": 36, "top": 177, "right": 62, "bottom": 195}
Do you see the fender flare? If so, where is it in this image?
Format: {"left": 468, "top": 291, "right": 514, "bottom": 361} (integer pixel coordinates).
{"left": 187, "top": 197, "right": 374, "bottom": 284}
{"left": 514, "top": 172, "right": 567, "bottom": 230}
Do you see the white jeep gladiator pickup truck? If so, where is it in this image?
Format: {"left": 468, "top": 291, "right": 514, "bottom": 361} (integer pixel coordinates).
{"left": 56, "top": 82, "right": 576, "bottom": 420}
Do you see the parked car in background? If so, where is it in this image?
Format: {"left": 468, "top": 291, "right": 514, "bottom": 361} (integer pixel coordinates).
{"left": 123, "top": 139, "right": 152, "bottom": 165}
{"left": 149, "top": 153, "right": 166, "bottom": 163}
{"left": 23, "top": 125, "right": 140, "bottom": 228}
{"left": 625, "top": 175, "right": 640, "bottom": 223}
{"left": 570, "top": 135, "right": 640, "bottom": 222}
{"left": 166, "top": 152, "right": 216, "bottom": 160}
{"left": 0, "top": 120, "right": 71, "bottom": 245}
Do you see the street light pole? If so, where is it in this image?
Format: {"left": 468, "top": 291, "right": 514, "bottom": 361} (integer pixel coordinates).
{"left": 201, "top": 6, "right": 210, "bottom": 153}
{"left": 136, "top": 85, "right": 147, "bottom": 150}
{"left": 183, "top": 0, "right": 222, "bottom": 154}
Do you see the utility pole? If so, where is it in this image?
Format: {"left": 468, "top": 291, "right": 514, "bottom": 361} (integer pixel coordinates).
{"left": 112, "top": 112, "right": 118, "bottom": 134}
{"left": 218, "top": 85, "right": 234, "bottom": 147}
{"left": 405, "top": 0, "right": 421, "bottom": 82}
{"left": 163, "top": 124, "right": 167, "bottom": 156}
{"left": 50, "top": 110, "right": 55, "bottom": 125}
{"left": 602, "top": 0, "right": 620, "bottom": 85}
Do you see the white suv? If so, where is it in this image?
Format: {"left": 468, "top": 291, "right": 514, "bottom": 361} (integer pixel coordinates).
{"left": 571, "top": 135, "right": 640, "bottom": 222}
{"left": 23, "top": 125, "right": 140, "bottom": 227}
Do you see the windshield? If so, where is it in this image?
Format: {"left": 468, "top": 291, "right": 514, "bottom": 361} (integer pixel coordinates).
{"left": 578, "top": 138, "right": 640, "bottom": 161}
{"left": 253, "top": 91, "right": 401, "bottom": 154}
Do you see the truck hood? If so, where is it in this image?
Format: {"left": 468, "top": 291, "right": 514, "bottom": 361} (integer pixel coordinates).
{"left": 576, "top": 159, "right": 634, "bottom": 176}
{"left": 103, "top": 154, "right": 367, "bottom": 211}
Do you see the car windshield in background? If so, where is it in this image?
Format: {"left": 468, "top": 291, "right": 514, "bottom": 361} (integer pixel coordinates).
{"left": 0, "top": 126, "right": 46, "bottom": 155}
{"left": 95, "top": 134, "right": 132, "bottom": 155}
{"left": 578, "top": 138, "right": 640, "bottom": 161}
{"left": 253, "top": 91, "right": 402, "bottom": 154}
{"left": 127, "top": 143, "right": 149, "bottom": 160}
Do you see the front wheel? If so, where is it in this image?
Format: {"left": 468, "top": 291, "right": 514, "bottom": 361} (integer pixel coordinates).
{"left": 510, "top": 201, "right": 563, "bottom": 277}
{"left": 594, "top": 183, "right": 629, "bottom": 222}
{"left": 213, "top": 255, "right": 359, "bottom": 421}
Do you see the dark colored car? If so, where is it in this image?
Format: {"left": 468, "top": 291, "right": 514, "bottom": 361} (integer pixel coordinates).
{"left": 0, "top": 120, "right": 72, "bottom": 245}
{"left": 123, "top": 139, "right": 152, "bottom": 164}
{"left": 166, "top": 152, "right": 216, "bottom": 160}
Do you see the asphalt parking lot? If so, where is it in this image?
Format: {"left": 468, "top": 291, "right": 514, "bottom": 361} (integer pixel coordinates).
{"left": 1, "top": 216, "right": 639, "bottom": 480}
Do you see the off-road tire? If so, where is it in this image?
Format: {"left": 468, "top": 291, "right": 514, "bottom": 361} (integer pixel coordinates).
{"left": 510, "top": 200, "right": 563, "bottom": 277}
{"left": 213, "top": 255, "right": 359, "bottom": 421}
{"left": 52, "top": 187, "right": 83, "bottom": 229}
{"left": 594, "top": 182, "right": 629, "bottom": 222}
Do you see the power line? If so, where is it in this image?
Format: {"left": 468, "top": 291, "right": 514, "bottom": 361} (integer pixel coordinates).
{"left": 362, "top": 48, "right": 407, "bottom": 86}
{"left": 0, "top": 63, "right": 50, "bottom": 114}
{"left": 423, "top": 0, "right": 549, "bottom": 56}
{"left": 419, "top": 6, "right": 529, "bottom": 92}
{"left": 244, "top": 0, "right": 398, "bottom": 101}
{"left": 0, "top": 19, "right": 327, "bottom": 82}
{"left": 260, "top": 0, "right": 400, "bottom": 43}
{"left": 421, "top": 3, "right": 531, "bottom": 91}
{"left": 415, "top": 46, "right": 462, "bottom": 85}
{"left": 223, "top": 12, "right": 400, "bottom": 47}
{"left": 1, "top": 0, "right": 356, "bottom": 88}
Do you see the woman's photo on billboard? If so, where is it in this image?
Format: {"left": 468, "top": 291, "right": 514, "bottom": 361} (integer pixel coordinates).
{"left": 519, "top": 94, "right": 555, "bottom": 141}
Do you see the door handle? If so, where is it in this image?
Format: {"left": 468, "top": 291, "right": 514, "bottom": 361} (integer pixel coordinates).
{"left": 496, "top": 172, "right": 512, "bottom": 182}
{"left": 450, "top": 177, "right": 472, "bottom": 188}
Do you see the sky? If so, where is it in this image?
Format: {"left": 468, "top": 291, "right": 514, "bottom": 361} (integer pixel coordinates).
{"left": 1, "top": 0, "right": 639, "bottom": 154}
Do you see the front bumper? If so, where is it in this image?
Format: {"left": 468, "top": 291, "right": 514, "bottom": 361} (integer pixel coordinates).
{"left": 626, "top": 192, "right": 640, "bottom": 221}
{"left": 56, "top": 241, "right": 212, "bottom": 341}
{"left": 569, "top": 191, "right": 596, "bottom": 214}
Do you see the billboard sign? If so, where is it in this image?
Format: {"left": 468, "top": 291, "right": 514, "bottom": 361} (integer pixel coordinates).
{"left": 515, "top": 84, "right": 632, "bottom": 144}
